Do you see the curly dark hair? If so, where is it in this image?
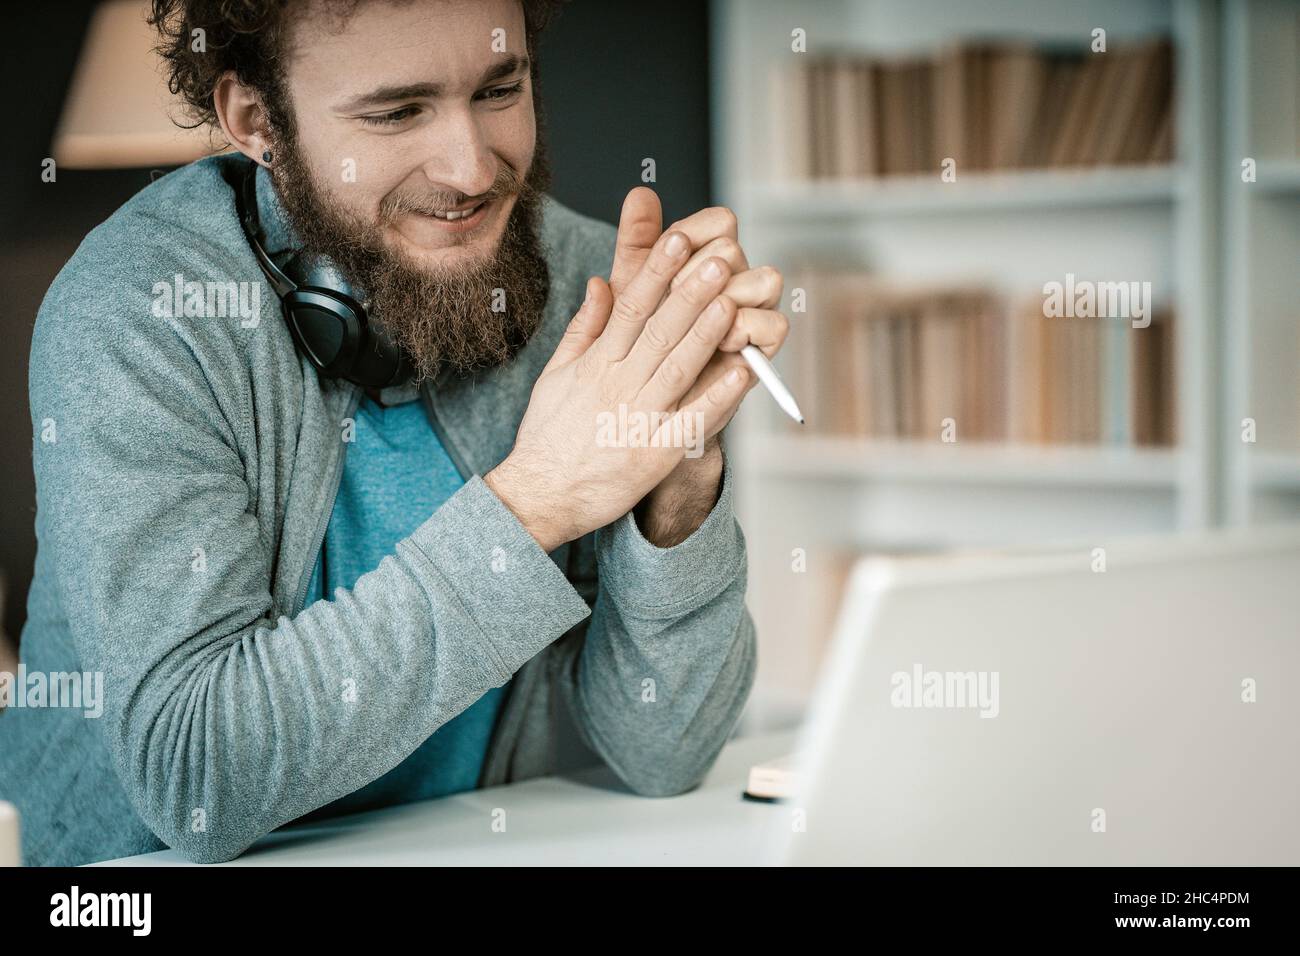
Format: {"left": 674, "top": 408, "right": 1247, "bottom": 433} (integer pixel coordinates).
{"left": 149, "top": 0, "right": 565, "bottom": 138}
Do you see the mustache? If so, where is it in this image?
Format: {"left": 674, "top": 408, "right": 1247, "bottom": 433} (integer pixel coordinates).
{"left": 265, "top": 129, "right": 552, "bottom": 380}
{"left": 379, "top": 165, "right": 528, "bottom": 221}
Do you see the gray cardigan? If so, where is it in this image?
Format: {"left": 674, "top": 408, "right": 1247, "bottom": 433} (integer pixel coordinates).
{"left": 0, "top": 154, "right": 755, "bottom": 865}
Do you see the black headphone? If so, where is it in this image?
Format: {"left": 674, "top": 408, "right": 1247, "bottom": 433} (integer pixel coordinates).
{"left": 236, "top": 161, "right": 411, "bottom": 389}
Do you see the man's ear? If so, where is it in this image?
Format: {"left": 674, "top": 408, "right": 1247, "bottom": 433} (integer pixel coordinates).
{"left": 213, "top": 70, "right": 274, "bottom": 166}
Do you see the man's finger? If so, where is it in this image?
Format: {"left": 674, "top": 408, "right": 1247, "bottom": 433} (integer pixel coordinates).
{"left": 625, "top": 253, "right": 734, "bottom": 391}
{"left": 670, "top": 236, "right": 749, "bottom": 292}
{"left": 543, "top": 277, "right": 613, "bottom": 373}
{"left": 718, "top": 307, "right": 789, "bottom": 355}
{"left": 657, "top": 263, "right": 780, "bottom": 329}
{"left": 594, "top": 228, "right": 692, "bottom": 360}
{"left": 664, "top": 206, "right": 739, "bottom": 253}
{"left": 715, "top": 265, "right": 783, "bottom": 310}
{"left": 636, "top": 290, "right": 736, "bottom": 411}
{"left": 608, "top": 187, "right": 663, "bottom": 298}
{"left": 670, "top": 363, "right": 751, "bottom": 444}
{"left": 636, "top": 205, "right": 742, "bottom": 301}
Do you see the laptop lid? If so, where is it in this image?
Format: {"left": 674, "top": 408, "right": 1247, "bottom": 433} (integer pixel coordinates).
{"left": 770, "top": 526, "right": 1300, "bottom": 865}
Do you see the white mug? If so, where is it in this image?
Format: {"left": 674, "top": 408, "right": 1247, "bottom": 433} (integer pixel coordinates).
{"left": 0, "top": 800, "right": 20, "bottom": 866}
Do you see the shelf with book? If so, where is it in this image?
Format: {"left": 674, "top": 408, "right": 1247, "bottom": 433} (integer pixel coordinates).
{"left": 773, "top": 278, "right": 1178, "bottom": 451}
{"left": 711, "top": 0, "right": 1250, "bottom": 729}
{"left": 750, "top": 165, "right": 1184, "bottom": 219}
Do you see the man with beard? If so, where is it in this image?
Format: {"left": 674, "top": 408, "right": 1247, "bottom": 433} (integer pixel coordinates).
{"left": 0, "top": 0, "right": 788, "bottom": 865}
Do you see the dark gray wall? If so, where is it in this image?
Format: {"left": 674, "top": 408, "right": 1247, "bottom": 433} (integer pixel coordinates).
{"left": 535, "top": 0, "right": 713, "bottom": 226}
{"left": 0, "top": 0, "right": 712, "bottom": 640}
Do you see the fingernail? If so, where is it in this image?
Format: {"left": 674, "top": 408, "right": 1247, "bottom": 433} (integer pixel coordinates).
{"left": 665, "top": 232, "right": 688, "bottom": 257}
{"left": 704, "top": 299, "right": 725, "bottom": 322}
{"left": 727, "top": 367, "right": 746, "bottom": 385}
{"left": 701, "top": 259, "right": 723, "bottom": 281}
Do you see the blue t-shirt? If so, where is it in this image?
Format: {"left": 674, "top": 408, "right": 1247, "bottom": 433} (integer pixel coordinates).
{"left": 304, "top": 394, "right": 507, "bottom": 818}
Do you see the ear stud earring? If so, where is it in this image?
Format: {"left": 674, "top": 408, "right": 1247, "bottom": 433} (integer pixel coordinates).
{"left": 262, "top": 149, "right": 273, "bottom": 165}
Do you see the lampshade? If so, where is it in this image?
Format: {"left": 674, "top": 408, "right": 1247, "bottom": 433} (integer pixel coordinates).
{"left": 52, "top": 0, "right": 223, "bottom": 168}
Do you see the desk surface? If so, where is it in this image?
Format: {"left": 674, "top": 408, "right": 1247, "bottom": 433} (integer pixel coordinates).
{"left": 99, "top": 731, "right": 796, "bottom": 866}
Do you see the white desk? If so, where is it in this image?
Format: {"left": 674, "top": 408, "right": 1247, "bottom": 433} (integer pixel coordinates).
{"left": 99, "top": 731, "right": 796, "bottom": 866}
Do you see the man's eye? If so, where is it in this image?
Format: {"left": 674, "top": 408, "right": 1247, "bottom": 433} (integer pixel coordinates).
{"left": 479, "top": 81, "right": 525, "bottom": 103}
{"left": 359, "top": 106, "right": 420, "bottom": 127}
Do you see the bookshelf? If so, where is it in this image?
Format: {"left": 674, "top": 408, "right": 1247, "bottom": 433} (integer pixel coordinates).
{"left": 749, "top": 436, "right": 1179, "bottom": 488}
{"left": 752, "top": 165, "right": 1184, "bottom": 217}
{"left": 711, "top": 0, "right": 1299, "bottom": 727}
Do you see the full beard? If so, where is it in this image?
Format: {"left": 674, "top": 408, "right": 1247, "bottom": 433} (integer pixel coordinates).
{"left": 268, "top": 133, "right": 552, "bottom": 383}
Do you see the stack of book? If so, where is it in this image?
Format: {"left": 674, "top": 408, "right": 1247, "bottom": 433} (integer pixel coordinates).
{"left": 770, "top": 38, "right": 1174, "bottom": 180}
{"left": 785, "top": 273, "right": 1176, "bottom": 447}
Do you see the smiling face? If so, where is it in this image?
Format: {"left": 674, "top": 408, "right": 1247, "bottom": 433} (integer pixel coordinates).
{"left": 261, "top": 0, "right": 553, "bottom": 380}
{"left": 283, "top": 0, "right": 536, "bottom": 270}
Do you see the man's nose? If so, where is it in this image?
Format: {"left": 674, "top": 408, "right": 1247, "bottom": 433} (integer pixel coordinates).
{"left": 420, "top": 107, "right": 498, "bottom": 200}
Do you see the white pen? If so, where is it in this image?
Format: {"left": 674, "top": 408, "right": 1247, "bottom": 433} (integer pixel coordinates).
{"left": 740, "top": 344, "right": 805, "bottom": 424}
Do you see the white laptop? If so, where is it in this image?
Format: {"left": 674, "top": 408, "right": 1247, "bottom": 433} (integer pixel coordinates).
{"left": 768, "top": 525, "right": 1300, "bottom": 865}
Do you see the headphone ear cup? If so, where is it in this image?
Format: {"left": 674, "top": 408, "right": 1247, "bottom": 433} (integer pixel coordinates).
{"left": 281, "top": 289, "right": 365, "bottom": 377}
{"left": 240, "top": 166, "right": 411, "bottom": 388}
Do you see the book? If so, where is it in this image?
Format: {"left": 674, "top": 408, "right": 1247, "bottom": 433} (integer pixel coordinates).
{"left": 745, "top": 754, "right": 800, "bottom": 802}
{"left": 830, "top": 56, "right": 862, "bottom": 179}
{"left": 1049, "top": 51, "right": 1110, "bottom": 167}
{"left": 867, "top": 306, "right": 899, "bottom": 437}
{"left": 989, "top": 45, "right": 1048, "bottom": 170}
{"left": 1075, "top": 48, "right": 1133, "bottom": 167}
{"left": 878, "top": 58, "right": 913, "bottom": 176}
{"left": 919, "top": 300, "right": 964, "bottom": 438}
{"left": 1131, "top": 308, "right": 1176, "bottom": 445}
{"left": 1021, "top": 54, "right": 1083, "bottom": 168}
{"left": 774, "top": 38, "right": 1174, "bottom": 179}
{"left": 932, "top": 43, "right": 990, "bottom": 172}
{"left": 769, "top": 61, "right": 809, "bottom": 181}
{"left": 1094, "top": 44, "right": 1149, "bottom": 165}
{"left": 784, "top": 270, "right": 1175, "bottom": 448}
{"left": 1121, "top": 40, "right": 1174, "bottom": 164}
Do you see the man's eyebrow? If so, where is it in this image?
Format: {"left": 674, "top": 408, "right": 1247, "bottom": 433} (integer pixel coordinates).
{"left": 337, "top": 55, "right": 531, "bottom": 113}
{"left": 481, "top": 53, "right": 530, "bottom": 87}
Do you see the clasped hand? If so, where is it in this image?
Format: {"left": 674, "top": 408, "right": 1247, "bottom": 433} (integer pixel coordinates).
{"left": 485, "top": 187, "right": 788, "bottom": 552}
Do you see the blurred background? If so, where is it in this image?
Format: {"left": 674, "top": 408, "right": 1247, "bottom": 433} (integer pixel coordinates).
{"left": 718, "top": 0, "right": 1300, "bottom": 728}
{"left": 3, "top": 0, "right": 1300, "bottom": 734}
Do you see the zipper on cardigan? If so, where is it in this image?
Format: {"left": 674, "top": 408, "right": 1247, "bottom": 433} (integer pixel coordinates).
{"left": 291, "top": 385, "right": 362, "bottom": 616}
